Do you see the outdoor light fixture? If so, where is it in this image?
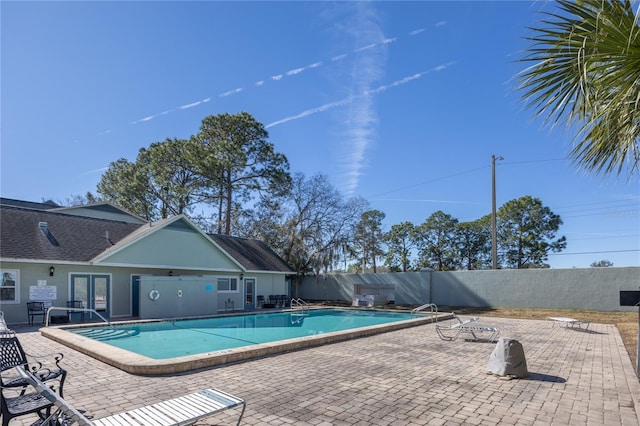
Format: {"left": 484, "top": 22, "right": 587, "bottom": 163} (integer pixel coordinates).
{"left": 49, "top": 266, "right": 55, "bottom": 277}
{"left": 240, "top": 273, "right": 244, "bottom": 281}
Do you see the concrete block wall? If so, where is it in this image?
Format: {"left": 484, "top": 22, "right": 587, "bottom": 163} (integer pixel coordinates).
{"left": 297, "top": 267, "right": 639, "bottom": 312}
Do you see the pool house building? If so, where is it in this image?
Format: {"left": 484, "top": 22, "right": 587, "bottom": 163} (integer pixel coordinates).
{"left": 0, "top": 198, "right": 294, "bottom": 325}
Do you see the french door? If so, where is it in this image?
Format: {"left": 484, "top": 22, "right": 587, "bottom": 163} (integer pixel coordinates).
{"left": 244, "top": 278, "right": 256, "bottom": 310}
{"left": 70, "top": 274, "right": 110, "bottom": 319}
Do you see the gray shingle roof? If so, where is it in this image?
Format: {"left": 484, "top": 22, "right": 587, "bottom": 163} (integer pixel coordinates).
{"left": 1, "top": 203, "right": 294, "bottom": 274}
{"left": 0, "top": 197, "right": 59, "bottom": 210}
{"left": 209, "top": 234, "right": 294, "bottom": 273}
{"left": 1, "top": 205, "right": 141, "bottom": 262}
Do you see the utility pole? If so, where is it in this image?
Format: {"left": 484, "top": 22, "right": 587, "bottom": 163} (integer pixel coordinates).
{"left": 491, "top": 155, "right": 503, "bottom": 269}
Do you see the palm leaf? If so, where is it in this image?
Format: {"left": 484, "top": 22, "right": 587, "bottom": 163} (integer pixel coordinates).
{"left": 517, "top": 0, "right": 640, "bottom": 177}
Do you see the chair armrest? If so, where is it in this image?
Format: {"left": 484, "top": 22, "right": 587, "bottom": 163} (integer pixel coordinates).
{"left": 30, "top": 366, "right": 66, "bottom": 382}
{"left": 24, "top": 350, "right": 64, "bottom": 369}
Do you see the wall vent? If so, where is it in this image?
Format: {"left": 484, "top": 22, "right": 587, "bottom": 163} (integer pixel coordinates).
{"left": 38, "top": 221, "right": 48, "bottom": 234}
{"left": 38, "top": 221, "right": 59, "bottom": 246}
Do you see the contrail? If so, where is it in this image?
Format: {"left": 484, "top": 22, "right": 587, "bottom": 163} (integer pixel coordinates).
{"left": 219, "top": 88, "right": 243, "bottom": 97}
{"left": 265, "top": 59, "right": 456, "bottom": 196}
{"left": 339, "top": 2, "right": 386, "bottom": 196}
{"left": 128, "top": 22, "right": 443, "bottom": 126}
{"left": 266, "top": 62, "right": 456, "bottom": 129}
{"left": 265, "top": 98, "right": 352, "bottom": 128}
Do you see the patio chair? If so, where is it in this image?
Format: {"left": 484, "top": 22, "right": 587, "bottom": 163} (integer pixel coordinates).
{"left": 276, "top": 295, "right": 286, "bottom": 307}
{"left": 67, "top": 300, "right": 86, "bottom": 323}
{"left": 257, "top": 295, "right": 265, "bottom": 308}
{"left": 280, "top": 295, "right": 289, "bottom": 307}
{"left": 27, "top": 301, "right": 47, "bottom": 326}
{"left": 1, "top": 374, "right": 55, "bottom": 426}
{"left": 17, "top": 366, "right": 246, "bottom": 426}
{"left": 436, "top": 314, "right": 500, "bottom": 342}
{"left": 0, "top": 332, "right": 67, "bottom": 398}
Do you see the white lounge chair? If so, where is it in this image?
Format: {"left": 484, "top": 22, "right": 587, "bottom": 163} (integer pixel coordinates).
{"left": 436, "top": 314, "right": 500, "bottom": 342}
{"left": 547, "top": 316, "right": 591, "bottom": 330}
{"left": 17, "top": 367, "right": 246, "bottom": 425}
{"left": 0, "top": 312, "right": 9, "bottom": 332}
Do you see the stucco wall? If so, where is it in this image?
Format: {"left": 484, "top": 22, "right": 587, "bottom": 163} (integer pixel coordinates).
{"left": 102, "top": 227, "right": 239, "bottom": 271}
{"left": 296, "top": 272, "right": 428, "bottom": 304}
{"left": 297, "top": 267, "right": 640, "bottom": 312}
{"left": 255, "top": 273, "right": 288, "bottom": 300}
{"left": 139, "top": 276, "right": 218, "bottom": 319}
{"left": 0, "top": 262, "right": 290, "bottom": 325}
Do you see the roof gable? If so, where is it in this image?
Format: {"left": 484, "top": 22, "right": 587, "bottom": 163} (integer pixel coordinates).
{"left": 52, "top": 203, "right": 146, "bottom": 224}
{"left": 94, "top": 216, "right": 242, "bottom": 271}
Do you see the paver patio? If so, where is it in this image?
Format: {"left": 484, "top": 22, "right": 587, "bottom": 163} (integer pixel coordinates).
{"left": 7, "top": 316, "right": 640, "bottom": 425}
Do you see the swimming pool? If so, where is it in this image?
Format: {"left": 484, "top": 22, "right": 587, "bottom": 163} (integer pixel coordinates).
{"left": 42, "top": 308, "right": 446, "bottom": 375}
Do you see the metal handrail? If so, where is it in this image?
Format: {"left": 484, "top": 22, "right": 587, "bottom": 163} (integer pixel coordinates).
{"left": 290, "top": 298, "right": 309, "bottom": 315}
{"left": 411, "top": 303, "right": 438, "bottom": 321}
{"left": 45, "top": 306, "right": 112, "bottom": 327}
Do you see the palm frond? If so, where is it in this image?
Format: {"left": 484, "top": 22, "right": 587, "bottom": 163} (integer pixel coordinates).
{"left": 517, "top": 0, "right": 640, "bottom": 177}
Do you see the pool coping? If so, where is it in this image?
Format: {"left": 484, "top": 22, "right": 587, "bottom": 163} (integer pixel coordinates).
{"left": 40, "top": 309, "right": 453, "bottom": 375}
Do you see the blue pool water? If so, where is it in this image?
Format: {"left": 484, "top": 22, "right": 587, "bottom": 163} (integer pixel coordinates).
{"left": 71, "top": 309, "right": 414, "bottom": 359}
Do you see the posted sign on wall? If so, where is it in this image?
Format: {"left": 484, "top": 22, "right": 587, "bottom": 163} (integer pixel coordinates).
{"left": 29, "top": 285, "right": 57, "bottom": 301}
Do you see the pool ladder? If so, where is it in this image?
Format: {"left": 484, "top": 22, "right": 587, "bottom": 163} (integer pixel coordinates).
{"left": 290, "top": 298, "right": 309, "bottom": 314}
{"left": 290, "top": 298, "right": 309, "bottom": 324}
{"left": 411, "top": 303, "right": 438, "bottom": 322}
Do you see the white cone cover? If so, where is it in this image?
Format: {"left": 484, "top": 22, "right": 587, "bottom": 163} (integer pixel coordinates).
{"left": 486, "top": 337, "right": 528, "bottom": 378}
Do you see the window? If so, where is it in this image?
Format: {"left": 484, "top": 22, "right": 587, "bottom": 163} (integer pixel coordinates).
{"left": 1, "top": 269, "right": 19, "bottom": 303}
{"left": 217, "top": 277, "right": 238, "bottom": 293}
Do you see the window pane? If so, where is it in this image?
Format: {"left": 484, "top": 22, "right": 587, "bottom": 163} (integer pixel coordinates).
{"left": 217, "top": 278, "right": 230, "bottom": 291}
{"left": 1, "top": 270, "right": 18, "bottom": 302}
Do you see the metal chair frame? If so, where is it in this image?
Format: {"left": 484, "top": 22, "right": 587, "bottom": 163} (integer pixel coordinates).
{"left": 0, "top": 333, "right": 66, "bottom": 425}
{"left": 27, "top": 301, "right": 47, "bottom": 326}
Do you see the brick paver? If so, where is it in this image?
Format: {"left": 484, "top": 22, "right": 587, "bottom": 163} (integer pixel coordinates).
{"left": 8, "top": 317, "right": 640, "bottom": 425}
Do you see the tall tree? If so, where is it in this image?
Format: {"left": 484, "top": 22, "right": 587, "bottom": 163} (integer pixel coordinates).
{"left": 384, "top": 221, "right": 416, "bottom": 272}
{"left": 243, "top": 173, "right": 368, "bottom": 277}
{"left": 97, "top": 158, "right": 157, "bottom": 220}
{"left": 414, "top": 211, "right": 459, "bottom": 271}
{"left": 194, "top": 112, "right": 291, "bottom": 235}
{"left": 497, "top": 195, "right": 566, "bottom": 268}
{"left": 137, "top": 138, "right": 206, "bottom": 218}
{"left": 354, "top": 210, "right": 386, "bottom": 273}
{"left": 517, "top": 0, "right": 640, "bottom": 176}
{"left": 457, "top": 216, "right": 492, "bottom": 270}
{"left": 97, "top": 139, "right": 205, "bottom": 220}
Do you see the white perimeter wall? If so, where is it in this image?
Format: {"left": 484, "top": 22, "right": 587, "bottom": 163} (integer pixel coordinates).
{"left": 297, "top": 267, "right": 640, "bottom": 312}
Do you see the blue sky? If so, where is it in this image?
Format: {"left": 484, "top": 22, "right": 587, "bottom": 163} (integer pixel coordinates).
{"left": 2, "top": 1, "right": 639, "bottom": 269}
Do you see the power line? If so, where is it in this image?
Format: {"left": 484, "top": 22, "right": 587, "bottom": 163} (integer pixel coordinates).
{"left": 568, "top": 234, "right": 639, "bottom": 242}
{"left": 554, "top": 198, "right": 640, "bottom": 210}
{"left": 561, "top": 207, "right": 640, "bottom": 219}
{"left": 367, "top": 158, "right": 567, "bottom": 200}
{"left": 547, "top": 249, "right": 640, "bottom": 256}
{"left": 501, "top": 158, "right": 566, "bottom": 165}
{"left": 367, "top": 165, "right": 489, "bottom": 199}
